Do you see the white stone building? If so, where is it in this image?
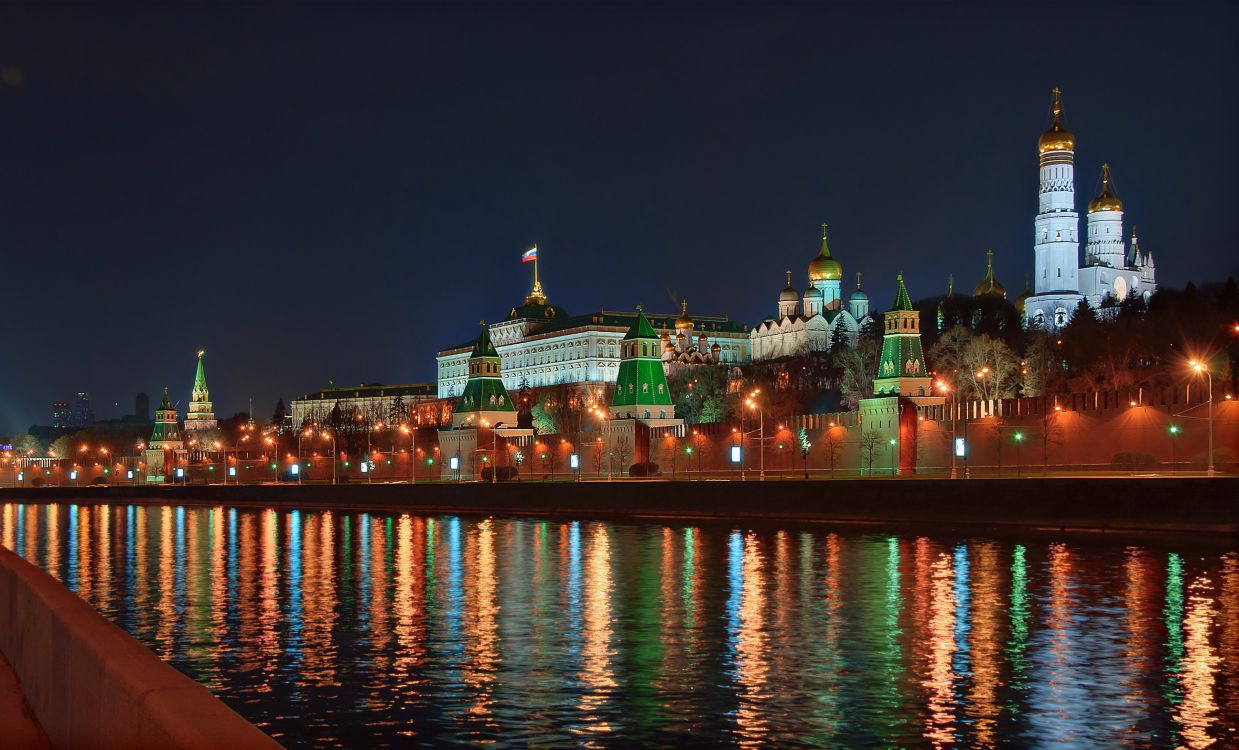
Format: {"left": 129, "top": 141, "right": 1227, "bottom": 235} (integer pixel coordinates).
{"left": 291, "top": 383, "right": 438, "bottom": 427}
{"left": 750, "top": 225, "right": 871, "bottom": 362}
{"left": 1024, "top": 89, "right": 1157, "bottom": 330}
{"left": 436, "top": 279, "right": 749, "bottom": 399}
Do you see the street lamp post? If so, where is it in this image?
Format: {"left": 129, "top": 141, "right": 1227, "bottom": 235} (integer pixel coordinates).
{"left": 1189, "top": 360, "right": 1214, "bottom": 477}
{"left": 1168, "top": 424, "right": 1180, "bottom": 475}
{"left": 1013, "top": 431, "right": 1024, "bottom": 477}
{"left": 937, "top": 380, "right": 956, "bottom": 479}
{"left": 745, "top": 390, "right": 765, "bottom": 481}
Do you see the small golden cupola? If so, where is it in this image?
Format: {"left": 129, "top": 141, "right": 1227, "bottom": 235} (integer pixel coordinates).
{"left": 807, "top": 223, "right": 843, "bottom": 282}
{"left": 1038, "top": 87, "right": 1075, "bottom": 154}
{"left": 1088, "top": 163, "right": 1123, "bottom": 213}
{"left": 973, "top": 250, "right": 1007, "bottom": 299}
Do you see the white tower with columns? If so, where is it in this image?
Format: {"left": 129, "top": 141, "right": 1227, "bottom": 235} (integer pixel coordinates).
{"left": 1025, "top": 88, "right": 1085, "bottom": 330}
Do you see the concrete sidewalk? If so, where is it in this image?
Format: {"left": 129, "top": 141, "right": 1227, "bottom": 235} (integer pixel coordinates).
{"left": 0, "top": 651, "right": 48, "bottom": 749}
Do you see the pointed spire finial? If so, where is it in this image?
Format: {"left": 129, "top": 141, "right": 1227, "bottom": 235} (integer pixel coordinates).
{"left": 948, "top": 273, "right": 954, "bottom": 296}
{"left": 1051, "top": 86, "right": 1063, "bottom": 123}
{"left": 821, "top": 222, "right": 828, "bottom": 240}
{"left": 856, "top": 271, "right": 862, "bottom": 290}
{"left": 479, "top": 320, "right": 486, "bottom": 327}
{"left": 198, "top": 349, "right": 204, "bottom": 359}
{"left": 636, "top": 304, "right": 643, "bottom": 313}
{"left": 785, "top": 270, "right": 792, "bottom": 287}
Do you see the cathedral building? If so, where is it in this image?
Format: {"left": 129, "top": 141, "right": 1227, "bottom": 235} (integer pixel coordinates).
{"left": 436, "top": 264, "right": 749, "bottom": 398}
{"left": 1023, "top": 88, "right": 1157, "bottom": 330}
{"left": 183, "top": 350, "right": 217, "bottom": 433}
{"left": 750, "top": 225, "right": 872, "bottom": 362}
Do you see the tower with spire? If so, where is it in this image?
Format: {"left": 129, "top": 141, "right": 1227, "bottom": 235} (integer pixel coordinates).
{"left": 1023, "top": 88, "right": 1086, "bottom": 329}
{"left": 183, "top": 350, "right": 217, "bottom": 432}
{"left": 451, "top": 323, "right": 517, "bottom": 428}
{"left": 148, "top": 386, "right": 183, "bottom": 450}
{"left": 873, "top": 275, "right": 931, "bottom": 397}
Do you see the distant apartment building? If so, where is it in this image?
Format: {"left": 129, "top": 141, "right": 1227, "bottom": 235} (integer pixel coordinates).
{"left": 51, "top": 401, "right": 71, "bottom": 428}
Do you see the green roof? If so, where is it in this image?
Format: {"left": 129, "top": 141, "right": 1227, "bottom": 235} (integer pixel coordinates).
{"left": 297, "top": 383, "right": 436, "bottom": 402}
{"left": 891, "top": 274, "right": 913, "bottom": 312}
{"left": 193, "top": 352, "right": 208, "bottom": 394}
{"left": 471, "top": 325, "right": 499, "bottom": 358}
{"left": 455, "top": 377, "right": 516, "bottom": 415}
{"left": 622, "top": 308, "right": 660, "bottom": 341}
{"left": 439, "top": 309, "right": 748, "bottom": 355}
{"left": 612, "top": 359, "right": 674, "bottom": 408}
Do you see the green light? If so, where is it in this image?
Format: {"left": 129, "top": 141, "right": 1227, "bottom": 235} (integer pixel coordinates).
{"left": 103, "top": 469, "right": 109, "bottom": 474}
{"left": 1013, "top": 432, "right": 1024, "bottom": 442}
{"left": 686, "top": 447, "right": 693, "bottom": 454}
{"left": 777, "top": 443, "right": 784, "bottom": 449}
{"left": 1169, "top": 425, "right": 1180, "bottom": 435}
{"left": 428, "top": 458, "right": 434, "bottom": 465}
{"left": 386, "top": 460, "right": 392, "bottom": 465}
{"left": 270, "top": 463, "right": 276, "bottom": 469}
{"left": 208, "top": 466, "right": 214, "bottom": 471}
{"left": 889, "top": 439, "right": 896, "bottom": 445}
{"left": 344, "top": 461, "right": 351, "bottom": 467}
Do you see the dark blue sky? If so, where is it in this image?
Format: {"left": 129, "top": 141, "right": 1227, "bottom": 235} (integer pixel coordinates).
{"left": 2, "top": 2, "right": 1237, "bottom": 434}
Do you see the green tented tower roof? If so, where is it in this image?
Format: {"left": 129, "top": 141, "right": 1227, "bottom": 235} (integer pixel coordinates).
{"left": 455, "top": 324, "right": 516, "bottom": 418}
{"left": 612, "top": 308, "right": 674, "bottom": 413}
{"left": 891, "top": 274, "right": 914, "bottom": 311}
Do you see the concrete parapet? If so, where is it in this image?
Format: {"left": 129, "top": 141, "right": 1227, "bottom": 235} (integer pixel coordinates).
{"left": 0, "top": 546, "right": 281, "bottom": 750}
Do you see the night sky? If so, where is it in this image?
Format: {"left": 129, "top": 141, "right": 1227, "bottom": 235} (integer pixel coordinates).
{"left": 2, "top": 3, "right": 1237, "bottom": 435}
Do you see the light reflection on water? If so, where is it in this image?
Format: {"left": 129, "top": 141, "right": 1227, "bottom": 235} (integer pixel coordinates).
{"left": 1, "top": 502, "right": 1236, "bottom": 749}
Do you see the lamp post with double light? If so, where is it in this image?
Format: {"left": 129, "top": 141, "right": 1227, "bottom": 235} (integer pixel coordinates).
{"left": 937, "top": 379, "right": 957, "bottom": 479}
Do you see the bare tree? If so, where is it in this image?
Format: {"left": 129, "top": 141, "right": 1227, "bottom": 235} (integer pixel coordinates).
{"left": 820, "top": 424, "right": 844, "bottom": 477}
{"left": 859, "top": 432, "right": 881, "bottom": 477}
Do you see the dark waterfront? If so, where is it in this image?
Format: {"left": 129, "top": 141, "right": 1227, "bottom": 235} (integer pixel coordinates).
{"left": 1, "top": 502, "right": 1236, "bottom": 748}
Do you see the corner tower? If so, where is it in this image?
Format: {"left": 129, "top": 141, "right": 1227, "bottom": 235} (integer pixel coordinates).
{"left": 184, "top": 350, "right": 217, "bottom": 432}
{"left": 149, "top": 386, "right": 183, "bottom": 449}
{"left": 874, "top": 275, "right": 931, "bottom": 397}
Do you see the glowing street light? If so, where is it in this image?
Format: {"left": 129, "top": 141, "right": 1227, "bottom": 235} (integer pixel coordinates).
{"left": 1189, "top": 360, "right": 1215, "bottom": 478}
{"left": 1168, "top": 424, "right": 1181, "bottom": 474}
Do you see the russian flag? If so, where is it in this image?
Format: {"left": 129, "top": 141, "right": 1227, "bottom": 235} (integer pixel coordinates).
{"left": 521, "top": 245, "right": 538, "bottom": 263}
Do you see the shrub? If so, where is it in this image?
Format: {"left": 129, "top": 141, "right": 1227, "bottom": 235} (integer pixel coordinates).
{"left": 1112, "top": 452, "right": 1156, "bottom": 471}
{"left": 629, "top": 462, "right": 661, "bottom": 478}
{"left": 480, "top": 466, "right": 520, "bottom": 482}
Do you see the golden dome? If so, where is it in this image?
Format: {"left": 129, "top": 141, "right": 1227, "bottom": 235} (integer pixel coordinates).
{"left": 807, "top": 223, "right": 843, "bottom": 282}
{"left": 1038, "top": 87, "right": 1075, "bottom": 154}
{"left": 972, "top": 250, "right": 1007, "bottom": 299}
{"left": 1087, "top": 163, "right": 1123, "bottom": 213}
{"left": 674, "top": 300, "right": 693, "bottom": 329}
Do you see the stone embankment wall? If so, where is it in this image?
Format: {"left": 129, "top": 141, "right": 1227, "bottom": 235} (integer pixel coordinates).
{"left": 3, "top": 477, "right": 1236, "bottom": 536}
{"left": 0, "top": 546, "right": 280, "bottom": 750}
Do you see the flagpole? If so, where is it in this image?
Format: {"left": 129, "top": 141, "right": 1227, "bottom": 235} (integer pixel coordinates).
{"left": 533, "top": 244, "right": 539, "bottom": 287}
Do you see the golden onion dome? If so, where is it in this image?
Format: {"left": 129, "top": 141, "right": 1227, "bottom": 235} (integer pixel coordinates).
{"left": 1038, "top": 87, "right": 1075, "bottom": 154}
{"left": 674, "top": 300, "right": 692, "bottom": 329}
{"left": 807, "top": 223, "right": 843, "bottom": 282}
{"left": 972, "top": 250, "right": 1007, "bottom": 299}
{"left": 1087, "top": 163, "right": 1123, "bottom": 213}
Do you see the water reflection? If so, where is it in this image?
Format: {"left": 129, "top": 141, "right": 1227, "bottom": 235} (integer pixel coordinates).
{"left": 0, "top": 502, "right": 1236, "bottom": 750}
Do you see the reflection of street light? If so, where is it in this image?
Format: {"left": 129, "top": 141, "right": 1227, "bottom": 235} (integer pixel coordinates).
{"left": 1189, "top": 360, "right": 1214, "bottom": 478}
{"left": 1168, "top": 424, "right": 1180, "bottom": 474}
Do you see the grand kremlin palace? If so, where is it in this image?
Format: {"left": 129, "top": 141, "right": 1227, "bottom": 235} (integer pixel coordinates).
{"left": 436, "top": 277, "right": 750, "bottom": 398}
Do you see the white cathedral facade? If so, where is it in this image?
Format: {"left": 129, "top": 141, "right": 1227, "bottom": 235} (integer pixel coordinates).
{"left": 1024, "top": 88, "right": 1157, "bottom": 330}
{"left": 750, "top": 225, "right": 872, "bottom": 362}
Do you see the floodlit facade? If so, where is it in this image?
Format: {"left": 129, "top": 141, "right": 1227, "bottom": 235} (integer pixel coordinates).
{"left": 750, "top": 225, "right": 871, "bottom": 361}
{"left": 1024, "top": 88, "right": 1157, "bottom": 330}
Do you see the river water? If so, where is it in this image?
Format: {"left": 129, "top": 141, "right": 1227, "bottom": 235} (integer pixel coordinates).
{"left": 1, "top": 502, "right": 1236, "bottom": 748}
